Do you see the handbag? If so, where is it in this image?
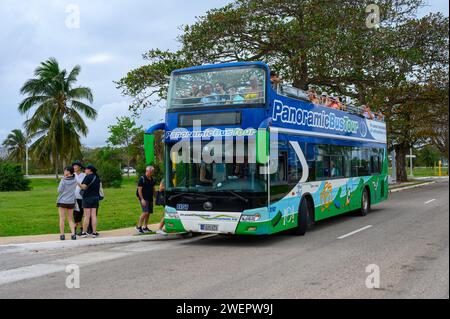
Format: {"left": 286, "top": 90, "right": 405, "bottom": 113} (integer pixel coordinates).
{"left": 80, "top": 175, "right": 97, "bottom": 199}
{"left": 155, "top": 191, "right": 165, "bottom": 206}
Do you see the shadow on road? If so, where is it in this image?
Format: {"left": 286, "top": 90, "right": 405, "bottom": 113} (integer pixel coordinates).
{"left": 182, "top": 207, "right": 387, "bottom": 248}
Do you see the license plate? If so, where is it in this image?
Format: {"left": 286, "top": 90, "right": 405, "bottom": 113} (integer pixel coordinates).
{"left": 200, "top": 224, "right": 219, "bottom": 232}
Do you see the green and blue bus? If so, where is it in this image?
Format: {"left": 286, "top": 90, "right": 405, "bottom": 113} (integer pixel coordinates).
{"left": 144, "top": 62, "right": 388, "bottom": 236}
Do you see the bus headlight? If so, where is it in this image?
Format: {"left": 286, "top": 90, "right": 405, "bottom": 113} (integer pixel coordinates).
{"left": 240, "top": 214, "right": 261, "bottom": 222}
{"left": 165, "top": 212, "right": 180, "bottom": 219}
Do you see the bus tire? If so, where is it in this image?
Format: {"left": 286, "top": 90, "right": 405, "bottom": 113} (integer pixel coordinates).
{"left": 292, "top": 197, "right": 314, "bottom": 236}
{"left": 359, "top": 187, "right": 371, "bottom": 216}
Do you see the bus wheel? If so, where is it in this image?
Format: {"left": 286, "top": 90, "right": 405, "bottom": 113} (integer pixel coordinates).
{"left": 359, "top": 188, "right": 370, "bottom": 216}
{"left": 292, "top": 197, "right": 313, "bottom": 236}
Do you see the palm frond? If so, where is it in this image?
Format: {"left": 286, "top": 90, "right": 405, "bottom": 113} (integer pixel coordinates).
{"left": 69, "top": 87, "right": 94, "bottom": 103}
{"left": 71, "top": 100, "right": 97, "bottom": 119}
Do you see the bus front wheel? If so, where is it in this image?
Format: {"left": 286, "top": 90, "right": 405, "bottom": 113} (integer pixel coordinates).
{"left": 359, "top": 187, "right": 371, "bottom": 216}
{"left": 292, "top": 197, "right": 314, "bottom": 236}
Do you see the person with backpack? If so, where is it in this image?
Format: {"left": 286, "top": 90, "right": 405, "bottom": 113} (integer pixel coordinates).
{"left": 57, "top": 166, "right": 78, "bottom": 241}
{"left": 135, "top": 166, "right": 156, "bottom": 234}
{"left": 78, "top": 164, "right": 101, "bottom": 238}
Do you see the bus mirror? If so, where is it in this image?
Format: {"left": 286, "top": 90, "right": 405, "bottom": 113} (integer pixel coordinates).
{"left": 144, "top": 134, "right": 155, "bottom": 165}
{"left": 256, "top": 129, "right": 269, "bottom": 164}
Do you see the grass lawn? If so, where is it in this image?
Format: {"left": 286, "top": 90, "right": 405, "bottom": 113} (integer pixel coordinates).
{"left": 0, "top": 178, "right": 163, "bottom": 237}
{"left": 388, "top": 166, "right": 449, "bottom": 178}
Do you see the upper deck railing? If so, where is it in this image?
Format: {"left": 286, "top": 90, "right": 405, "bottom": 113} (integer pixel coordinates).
{"left": 275, "top": 83, "right": 385, "bottom": 122}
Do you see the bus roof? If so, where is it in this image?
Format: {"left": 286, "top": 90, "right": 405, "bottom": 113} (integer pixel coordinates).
{"left": 172, "top": 61, "right": 269, "bottom": 75}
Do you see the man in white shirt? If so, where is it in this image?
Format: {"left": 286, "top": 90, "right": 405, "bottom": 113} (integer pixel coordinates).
{"left": 72, "top": 161, "right": 86, "bottom": 236}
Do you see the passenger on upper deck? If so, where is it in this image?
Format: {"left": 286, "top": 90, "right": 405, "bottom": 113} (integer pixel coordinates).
{"left": 329, "top": 95, "right": 341, "bottom": 110}
{"left": 200, "top": 83, "right": 218, "bottom": 106}
{"left": 376, "top": 110, "right": 385, "bottom": 122}
{"left": 215, "top": 82, "right": 229, "bottom": 102}
{"left": 270, "top": 71, "right": 281, "bottom": 90}
{"left": 363, "top": 105, "right": 375, "bottom": 120}
{"left": 244, "top": 75, "right": 263, "bottom": 102}
{"left": 308, "top": 90, "right": 320, "bottom": 105}
{"left": 190, "top": 84, "right": 201, "bottom": 97}
{"left": 228, "top": 85, "right": 244, "bottom": 104}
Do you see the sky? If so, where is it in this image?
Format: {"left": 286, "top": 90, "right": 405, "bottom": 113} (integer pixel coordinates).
{"left": 0, "top": 0, "right": 448, "bottom": 148}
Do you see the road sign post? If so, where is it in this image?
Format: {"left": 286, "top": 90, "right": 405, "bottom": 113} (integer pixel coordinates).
{"left": 406, "top": 148, "right": 416, "bottom": 178}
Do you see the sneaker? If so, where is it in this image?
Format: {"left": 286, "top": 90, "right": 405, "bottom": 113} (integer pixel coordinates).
{"left": 60, "top": 234, "right": 65, "bottom": 241}
{"left": 92, "top": 232, "right": 99, "bottom": 238}
{"left": 80, "top": 232, "right": 88, "bottom": 238}
{"left": 156, "top": 229, "right": 167, "bottom": 235}
{"left": 71, "top": 234, "right": 77, "bottom": 241}
{"left": 77, "top": 228, "right": 84, "bottom": 236}
{"left": 142, "top": 227, "right": 152, "bottom": 233}
{"left": 135, "top": 226, "right": 144, "bottom": 234}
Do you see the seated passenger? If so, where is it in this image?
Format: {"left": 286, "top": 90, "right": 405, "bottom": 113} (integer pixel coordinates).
{"left": 329, "top": 96, "right": 341, "bottom": 110}
{"left": 339, "top": 96, "right": 347, "bottom": 111}
{"left": 233, "top": 163, "right": 249, "bottom": 179}
{"left": 308, "top": 90, "right": 320, "bottom": 105}
{"left": 363, "top": 105, "right": 375, "bottom": 120}
{"left": 376, "top": 110, "right": 385, "bottom": 121}
{"left": 244, "top": 75, "right": 263, "bottom": 102}
{"left": 215, "top": 82, "right": 229, "bottom": 102}
{"left": 190, "top": 84, "right": 201, "bottom": 97}
{"left": 228, "top": 85, "right": 244, "bottom": 104}
{"left": 331, "top": 161, "right": 340, "bottom": 177}
{"left": 200, "top": 84, "right": 218, "bottom": 105}
{"left": 199, "top": 162, "right": 214, "bottom": 186}
{"left": 320, "top": 92, "right": 329, "bottom": 106}
{"left": 270, "top": 71, "right": 281, "bottom": 90}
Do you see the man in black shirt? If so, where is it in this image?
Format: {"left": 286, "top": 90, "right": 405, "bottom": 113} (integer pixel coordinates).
{"left": 136, "top": 166, "right": 156, "bottom": 234}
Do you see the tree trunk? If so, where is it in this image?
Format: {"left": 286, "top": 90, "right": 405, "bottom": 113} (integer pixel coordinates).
{"left": 395, "top": 145, "right": 408, "bottom": 182}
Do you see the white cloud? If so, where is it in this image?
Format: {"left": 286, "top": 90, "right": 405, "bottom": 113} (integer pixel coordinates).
{"left": 84, "top": 53, "right": 114, "bottom": 64}
{"left": 81, "top": 101, "right": 165, "bottom": 147}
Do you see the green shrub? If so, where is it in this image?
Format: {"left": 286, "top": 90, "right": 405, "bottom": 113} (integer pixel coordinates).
{"left": 0, "top": 161, "right": 31, "bottom": 192}
{"left": 97, "top": 163, "right": 123, "bottom": 188}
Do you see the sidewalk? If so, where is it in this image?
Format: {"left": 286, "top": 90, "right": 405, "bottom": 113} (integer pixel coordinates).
{"left": 389, "top": 176, "right": 446, "bottom": 193}
{"left": 0, "top": 223, "right": 162, "bottom": 246}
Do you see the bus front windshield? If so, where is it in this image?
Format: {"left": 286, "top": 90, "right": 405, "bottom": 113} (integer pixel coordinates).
{"left": 166, "top": 139, "right": 267, "bottom": 193}
{"left": 167, "top": 67, "right": 266, "bottom": 109}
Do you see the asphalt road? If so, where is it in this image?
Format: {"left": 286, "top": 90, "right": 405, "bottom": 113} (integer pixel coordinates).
{"left": 0, "top": 179, "right": 448, "bottom": 299}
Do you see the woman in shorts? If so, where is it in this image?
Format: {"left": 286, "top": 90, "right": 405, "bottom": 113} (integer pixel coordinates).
{"left": 78, "top": 165, "right": 101, "bottom": 238}
{"left": 57, "top": 166, "right": 78, "bottom": 241}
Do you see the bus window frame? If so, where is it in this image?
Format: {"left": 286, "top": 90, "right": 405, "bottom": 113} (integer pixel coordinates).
{"left": 167, "top": 65, "right": 269, "bottom": 113}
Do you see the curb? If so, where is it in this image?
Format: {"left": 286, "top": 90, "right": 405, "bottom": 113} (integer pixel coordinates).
{"left": 0, "top": 232, "right": 190, "bottom": 254}
{"left": 389, "top": 181, "right": 436, "bottom": 193}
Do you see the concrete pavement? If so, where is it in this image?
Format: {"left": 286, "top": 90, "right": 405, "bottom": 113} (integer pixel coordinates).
{"left": 0, "top": 179, "right": 448, "bottom": 298}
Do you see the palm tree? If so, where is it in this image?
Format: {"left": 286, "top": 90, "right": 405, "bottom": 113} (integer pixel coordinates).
{"left": 18, "top": 58, "right": 97, "bottom": 177}
{"left": 2, "top": 129, "right": 27, "bottom": 168}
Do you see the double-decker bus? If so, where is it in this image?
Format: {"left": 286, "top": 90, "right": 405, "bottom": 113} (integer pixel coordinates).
{"left": 144, "top": 62, "right": 388, "bottom": 236}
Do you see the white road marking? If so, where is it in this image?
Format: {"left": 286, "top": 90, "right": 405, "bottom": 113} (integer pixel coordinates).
{"left": 337, "top": 225, "right": 373, "bottom": 240}
{"left": 0, "top": 234, "right": 212, "bottom": 286}
{"left": 424, "top": 199, "right": 436, "bottom": 204}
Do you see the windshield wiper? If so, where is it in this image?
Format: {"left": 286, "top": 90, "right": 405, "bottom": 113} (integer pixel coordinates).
{"left": 216, "top": 190, "right": 249, "bottom": 203}
{"left": 168, "top": 192, "right": 208, "bottom": 201}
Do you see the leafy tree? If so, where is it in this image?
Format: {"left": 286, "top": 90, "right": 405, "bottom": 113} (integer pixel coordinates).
{"left": 117, "top": 0, "right": 448, "bottom": 182}
{"left": 2, "top": 129, "right": 27, "bottom": 169}
{"left": 107, "top": 116, "right": 143, "bottom": 177}
{"left": 18, "top": 58, "right": 97, "bottom": 178}
{"left": 416, "top": 145, "right": 441, "bottom": 168}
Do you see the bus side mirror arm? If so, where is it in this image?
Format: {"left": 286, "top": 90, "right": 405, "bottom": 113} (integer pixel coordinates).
{"left": 144, "top": 123, "right": 166, "bottom": 165}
